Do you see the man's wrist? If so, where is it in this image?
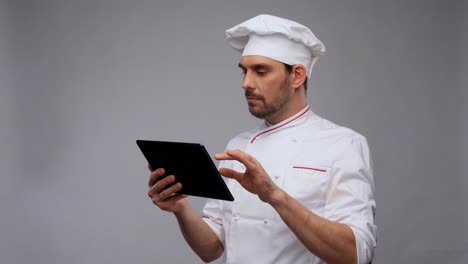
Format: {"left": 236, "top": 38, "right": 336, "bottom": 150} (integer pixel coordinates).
{"left": 172, "top": 199, "right": 190, "bottom": 215}
{"left": 261, "top": 186, "right": 287, "bottom": 207}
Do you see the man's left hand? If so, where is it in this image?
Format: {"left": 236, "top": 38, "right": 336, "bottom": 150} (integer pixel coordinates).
{"left": 215, "top": 149, "right": 280, "bottom": 203}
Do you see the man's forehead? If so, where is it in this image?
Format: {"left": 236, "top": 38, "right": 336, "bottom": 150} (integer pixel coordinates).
{"left": 238, "top": 55, "right": 282, "bottom": 68}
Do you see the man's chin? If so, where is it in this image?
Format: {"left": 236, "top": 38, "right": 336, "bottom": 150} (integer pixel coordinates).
{"left": 248, "top": 107, "right": 268, "bottom": 119}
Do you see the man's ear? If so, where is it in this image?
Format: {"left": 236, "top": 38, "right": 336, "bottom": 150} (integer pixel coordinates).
{"left": 290, "top": 64, "right": 307, "bottom": 90}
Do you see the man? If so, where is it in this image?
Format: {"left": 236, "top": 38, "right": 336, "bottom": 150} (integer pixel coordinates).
{"left": 147, "top": 14, "right": 377, "bottom": 264}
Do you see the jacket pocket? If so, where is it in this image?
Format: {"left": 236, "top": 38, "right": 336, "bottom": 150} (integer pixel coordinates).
{"left": 284, "top": 163, "right": 330, "bottom": 215}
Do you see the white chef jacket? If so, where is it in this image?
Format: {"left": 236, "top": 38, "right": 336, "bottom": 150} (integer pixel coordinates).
{"left": 202, "top": 105, "right": 377, "bottom": 264}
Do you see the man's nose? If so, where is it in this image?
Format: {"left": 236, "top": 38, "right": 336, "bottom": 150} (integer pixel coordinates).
{"left": 242, "top": 71, "right": 255, "bottom": 90}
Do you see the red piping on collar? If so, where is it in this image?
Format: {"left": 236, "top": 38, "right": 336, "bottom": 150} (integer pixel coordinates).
{"left": 250, "top": 106, "right": 310, "bottom": 144}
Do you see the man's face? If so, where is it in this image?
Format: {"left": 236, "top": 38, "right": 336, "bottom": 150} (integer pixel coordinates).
{"left": 238, "top": 55, "right": 293, "bottom": 121}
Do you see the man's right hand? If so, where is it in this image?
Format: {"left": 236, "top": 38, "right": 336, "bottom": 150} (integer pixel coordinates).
{"left": 147, "top": 165, "right": 188, "bottom": 213}
{"left": 146, "top": 165, "right": 224, "bottom": 262}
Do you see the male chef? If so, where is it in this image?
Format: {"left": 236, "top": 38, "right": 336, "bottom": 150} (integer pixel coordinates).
{"left": 147, "top": 14, "right": 377, "bottom": 264}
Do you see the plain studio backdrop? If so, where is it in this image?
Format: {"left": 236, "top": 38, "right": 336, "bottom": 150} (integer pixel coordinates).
{"left": 1, "top": 0, "right": 466, "bottom": 263}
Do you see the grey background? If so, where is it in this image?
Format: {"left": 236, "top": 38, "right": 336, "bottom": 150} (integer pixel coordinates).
{"left": 1, "top": 0, "right": 466, "bottom": 263}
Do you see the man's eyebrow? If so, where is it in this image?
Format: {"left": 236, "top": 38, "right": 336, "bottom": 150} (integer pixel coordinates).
{"left": 252, "top": 64, "right": 271, "bottom": 71}
{"left": 237, "top": 63, "right": 271, "bottom": 70}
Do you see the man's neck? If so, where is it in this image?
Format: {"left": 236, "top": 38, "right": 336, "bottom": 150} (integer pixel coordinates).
{"left": 265, "top": 102, "right": 308, "bottom": 125}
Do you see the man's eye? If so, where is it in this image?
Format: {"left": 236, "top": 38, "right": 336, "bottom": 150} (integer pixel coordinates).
{"left": 257, "top": 71, "right": 267, "bottom": 76}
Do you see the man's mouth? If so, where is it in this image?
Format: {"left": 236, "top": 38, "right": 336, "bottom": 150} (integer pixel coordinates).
{"left": 246, "top": 96, "right": 262, "bottom": 104}
{"left": 245, "top": 91, "right": 263, "bottom": 103}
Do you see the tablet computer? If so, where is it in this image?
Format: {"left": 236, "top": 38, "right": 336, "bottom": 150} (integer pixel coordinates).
{"left": 137, "top": 140, "right": 234, "bottom": 201}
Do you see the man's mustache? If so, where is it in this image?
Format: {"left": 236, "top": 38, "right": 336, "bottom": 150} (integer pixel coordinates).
{"left": 245, "top": 90, "right": 264, "bottom": 100}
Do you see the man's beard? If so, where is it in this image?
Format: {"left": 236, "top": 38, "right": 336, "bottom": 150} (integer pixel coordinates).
{"left": 246, "top": 76, "right": 292, "bottom": 120}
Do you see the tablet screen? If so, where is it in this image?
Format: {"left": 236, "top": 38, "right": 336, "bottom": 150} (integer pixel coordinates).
{"left": 137, "top": 140, "right": 234, "bottom": 201}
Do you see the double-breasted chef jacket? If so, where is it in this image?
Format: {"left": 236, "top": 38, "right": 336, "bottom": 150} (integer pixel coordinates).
{"left": 203, "top": 105, "right": 377, "bottom": 264}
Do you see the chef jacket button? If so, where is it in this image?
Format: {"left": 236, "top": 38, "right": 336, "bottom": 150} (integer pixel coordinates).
{"left": 274, "top": 175, "right": 279, "bottom": 180}
{"left": 291, "top": 138, "right": 297, "bottom": 142}
{"left": 264, "top": 219, "right": 268, "bottom": 224}
{"left": 234, "top": 215, "right": 238, "bottom": 221}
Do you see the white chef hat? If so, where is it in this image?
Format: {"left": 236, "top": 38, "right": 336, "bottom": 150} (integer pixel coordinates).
{"left": 225, "top": 14, "right": 325, "bottom": 77}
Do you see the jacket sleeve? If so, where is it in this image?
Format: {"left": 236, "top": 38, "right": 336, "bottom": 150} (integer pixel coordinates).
{"left": 202, "top": 197, "right": 225, "bottom": 246}
{"left": 201, "top": 158, "right": 229, "bottom": 246}
{"left": 324, "top": 134, "right": 377, "bottom": 264}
